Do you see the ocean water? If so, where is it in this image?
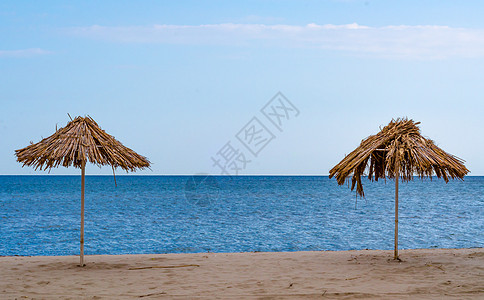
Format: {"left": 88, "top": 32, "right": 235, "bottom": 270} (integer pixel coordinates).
{"left": 0, "top": 175, "right": 482, "bottom": 256}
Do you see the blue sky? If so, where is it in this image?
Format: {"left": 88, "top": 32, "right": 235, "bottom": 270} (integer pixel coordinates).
{"left": 1, "top": 0, "right": 483, "bottom": 175}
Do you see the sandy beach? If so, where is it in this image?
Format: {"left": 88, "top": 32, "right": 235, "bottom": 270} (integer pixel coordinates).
{"left": 1, "top": 248, "right": 483, "bottom": 299}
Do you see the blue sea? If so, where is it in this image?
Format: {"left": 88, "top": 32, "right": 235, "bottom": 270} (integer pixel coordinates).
{"left": 0, "top": 175, "right": 482, "bottom": 256}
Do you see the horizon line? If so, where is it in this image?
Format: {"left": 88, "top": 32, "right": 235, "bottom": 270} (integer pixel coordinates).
{"left": 1, "top": 174, "right": 483, "bottom": 177}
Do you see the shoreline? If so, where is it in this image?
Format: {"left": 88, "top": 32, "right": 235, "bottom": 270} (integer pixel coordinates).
{"left": 1, "top": 248, "right": 483, "bottom": 299}
{"left": 1, "top": 246, "right": 483, "bottom": 258}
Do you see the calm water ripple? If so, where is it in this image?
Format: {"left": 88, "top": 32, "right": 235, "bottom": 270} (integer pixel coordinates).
{"left": 0, "top": 175, "right": 482, "bottom": 256}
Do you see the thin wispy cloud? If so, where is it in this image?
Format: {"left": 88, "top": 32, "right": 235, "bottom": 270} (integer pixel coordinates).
{"left": 0, "top": 48, "right": 52, "bottom": 58}
{"left": 68, "top": 23, "right": 484, "bottom": 59}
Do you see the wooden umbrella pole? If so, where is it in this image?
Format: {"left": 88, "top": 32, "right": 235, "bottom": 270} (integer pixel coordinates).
{"left": 394, "top": 169, "right": 399, "bottom": 260}
{"left": 112, "top": 165, "right": 117, "bottom": 188}
{"left": 80, "top": 161, "right": 86, "bottom": 266}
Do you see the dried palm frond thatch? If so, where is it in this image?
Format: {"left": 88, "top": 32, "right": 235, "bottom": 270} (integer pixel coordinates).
{"left": 329, "top": 118, "right": 469, "bottom": 259}
{"left": 15, "top": 116, "right": 150, "bottom": 171}
{"left": 15, "top": 116, "right": 151, "bottom": 266}
{"left": 329, "top": 118, "right": 468, "bottom": 197}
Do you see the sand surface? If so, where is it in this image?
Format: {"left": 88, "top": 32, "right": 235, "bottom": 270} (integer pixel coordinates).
{"left": 1, "top": 248, "right": 483, "bottom": 299}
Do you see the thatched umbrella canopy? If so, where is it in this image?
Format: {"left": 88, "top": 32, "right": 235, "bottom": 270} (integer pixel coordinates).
{"left": 16, "top": 116, "right": 150, "bottom": 266}
{"left": 329, "top": 118, "right": 469, "bottom": 259}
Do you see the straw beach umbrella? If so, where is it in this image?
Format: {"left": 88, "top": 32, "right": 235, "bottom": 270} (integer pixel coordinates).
{"left": 15, "top": 116, "right": 150, "bottom": 266}
{"left": 329, "top": 118, "right": 468, "bottom": 259}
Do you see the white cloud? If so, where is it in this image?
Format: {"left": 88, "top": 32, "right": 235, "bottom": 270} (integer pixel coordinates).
{"left": 0, "top": 48, "right": 52, "bottom": 58}
{"left": 68, "top": 23, "right": 484, "bottom": 59}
